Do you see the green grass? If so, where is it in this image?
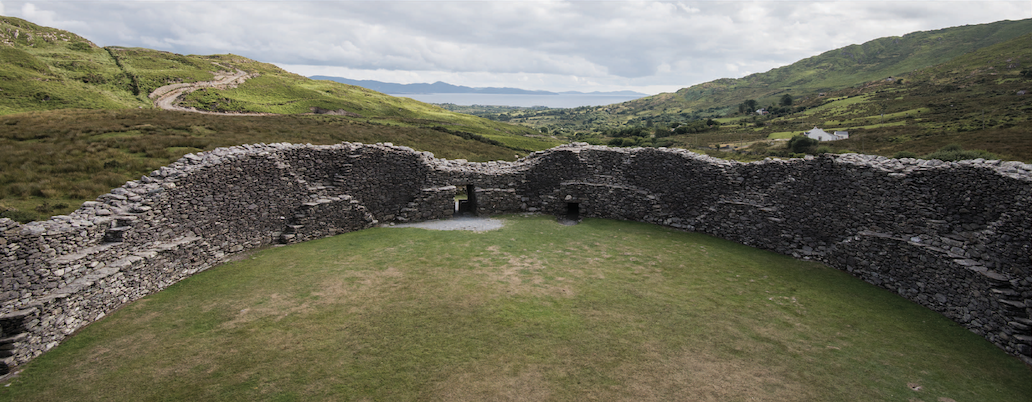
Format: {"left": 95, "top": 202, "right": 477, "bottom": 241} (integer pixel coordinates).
{"left": 767, "top": 131, "right": 798, "bottom": 140}
{"left": 480, "top": 133, "right": 563, "bottom": 152}
{"left": 822, "top": 107, "right": 930, "bottom": 126}
{"left": 0, "top": 109, "right": 555, "bottom": 221}
{"left": 2, "top": 216, "right": 1027, "bottom": 401}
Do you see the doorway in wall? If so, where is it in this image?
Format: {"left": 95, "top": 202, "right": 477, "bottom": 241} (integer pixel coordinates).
{"left": 455, "top": 185, "right": 477, "bottom": 216}
{"left": 565, "top": 202, "right": 580, "bottom": 221}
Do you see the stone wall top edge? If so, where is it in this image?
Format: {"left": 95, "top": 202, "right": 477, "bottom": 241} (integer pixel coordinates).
{"left": 828, "top": 152, "right": 1032, "bottom": 180}
{"left": 3, "top": 142, "right": 1029, "bottom": 238}
{"left": 504, "top": 143, "right": 1032, "bottom": 181}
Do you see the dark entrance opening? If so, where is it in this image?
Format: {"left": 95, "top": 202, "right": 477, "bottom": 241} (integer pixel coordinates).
{"left": 0, "top": 312, "right": 30, "bottom": 375}
{"left": 456, "top": 185, "right": 477, "bottom": 216}
{"left": 565, "top": 202, "right": 580, "bottom": 221}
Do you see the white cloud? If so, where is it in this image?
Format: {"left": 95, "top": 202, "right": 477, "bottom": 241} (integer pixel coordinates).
{"left": 2, "top": 1, "right": 1029, "bottom": 93}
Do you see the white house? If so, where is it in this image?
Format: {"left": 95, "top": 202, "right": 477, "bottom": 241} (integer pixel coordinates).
{"left": 804, "top": 127, "right": 849, "bottom": 141}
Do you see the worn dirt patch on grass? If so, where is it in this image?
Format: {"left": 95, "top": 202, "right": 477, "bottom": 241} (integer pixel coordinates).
{"left": 429, "top": 362, "right": 552, "bottom": 402}
{"left": 473, "top": 246, "right": 574, "bottom": 298}
{"left": 218, "top": 266, "right": 406, "bottom": 330}
{"left": 611, "top": 346, "right": 814, "bottom": 401}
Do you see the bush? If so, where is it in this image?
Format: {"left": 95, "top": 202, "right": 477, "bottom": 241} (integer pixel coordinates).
{"left": 893, "top": 151, "right": 918, "bottom": 159}
{"left": 787, "top": 135, "right": 819, "bottom": 154}
{"left": 67, "top": 42, "right": 93, "bottom": 52}
{"left": 0, "top": 208, "right": 38, "bottom": 223}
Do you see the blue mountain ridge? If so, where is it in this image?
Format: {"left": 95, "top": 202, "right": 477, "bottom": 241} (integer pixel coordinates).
{"left": 309, "top": 76, "right": 647, "bottom": 96}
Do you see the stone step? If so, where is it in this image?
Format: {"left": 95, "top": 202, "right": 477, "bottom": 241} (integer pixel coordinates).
{"left": 0, "top": 333, "right": 27, "bottom": 346}
{"left": 50, "top": 243, "right": 116, "bottom": 264}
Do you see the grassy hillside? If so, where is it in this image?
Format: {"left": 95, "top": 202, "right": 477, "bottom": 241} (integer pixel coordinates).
{"left": 0, "top": 17, "right": 145, "bottom": 113}
{"left": 0, "top": 16, "right": 552, "bottom": 145}
{"left": 619, "top": 18, "right": 1032, "bottom": 117}
{"left": 1, "top": 216, "right": 1028, "bottom": 401}
{"left": 454, "top": 21, "right": 1031, "bottom": 163}
{"left": 0, "top": 16, "right": 560, "bottom": 221}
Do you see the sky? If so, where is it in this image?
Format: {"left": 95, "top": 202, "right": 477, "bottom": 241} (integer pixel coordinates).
{"left": 2, "top": 0, "right": 1028, "bottom": 94}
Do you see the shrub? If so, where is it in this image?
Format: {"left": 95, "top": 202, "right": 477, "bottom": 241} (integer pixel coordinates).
{"left": 893, "top": 151, "right": 918, "bottom": 159}
{"left": 67, "top": 42, "right": 93, "bottom": 52}
{"left": 0, "top": 208, "right": 38, "bottom": 223}
{"left": 787, "top": 135, "right": 819, "bottom": 154}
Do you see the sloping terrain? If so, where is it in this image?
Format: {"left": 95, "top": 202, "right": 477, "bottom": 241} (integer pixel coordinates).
{"left": 0, "top": 16, "right": 548, "bottom": 147}
{"left": 0, "top": 16, "right": 559, "bottom": 221}
{"left": 465, "top": 20, "right": 1031, "bottom": 162}
{"left": 617, "top": 18, "right": 1032, "bottom": 117}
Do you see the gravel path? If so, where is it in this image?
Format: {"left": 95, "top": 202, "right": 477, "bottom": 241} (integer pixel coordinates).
{"left": 148, "top": 64, "right": 267, "bottom": 115}
{"left": 385, "top": 216, "right": 506, "bottom": 232}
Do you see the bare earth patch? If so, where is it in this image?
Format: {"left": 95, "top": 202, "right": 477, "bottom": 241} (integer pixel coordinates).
{"left": 471, "top": 245, "right": 575, "bottom": 298}
{"left": 429, "top": 360, "right": 552, "bottom": 402}
{"left": 612, "top": 347, "right": 814, "bottom": 401}
{"left": 387, "top": 216, "right": 505, "bottom": 232}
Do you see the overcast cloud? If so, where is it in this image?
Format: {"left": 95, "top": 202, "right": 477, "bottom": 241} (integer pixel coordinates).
{"left": 2, "top": 1, "right": 1028, "bottom": 94}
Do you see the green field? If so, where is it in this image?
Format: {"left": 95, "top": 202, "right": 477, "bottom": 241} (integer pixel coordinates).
{"left": 0, "top": 109, "right": 556, "bottom": 222}
{"left": 1, "top": 216, "right": 1027, "bottom": 401}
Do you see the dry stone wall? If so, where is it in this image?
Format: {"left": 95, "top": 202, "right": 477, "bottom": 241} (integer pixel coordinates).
{"left": 2, "top": 142, "right": 1030, "bottom": 374}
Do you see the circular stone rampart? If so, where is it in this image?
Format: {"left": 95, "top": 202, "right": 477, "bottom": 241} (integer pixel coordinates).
{"left": 1, "top": 142, "right": 1029, "bottom": 372}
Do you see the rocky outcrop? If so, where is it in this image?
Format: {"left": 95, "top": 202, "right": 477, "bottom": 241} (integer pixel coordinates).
{"left": 2, "top": 143, "right": 1029, "bottom": 373}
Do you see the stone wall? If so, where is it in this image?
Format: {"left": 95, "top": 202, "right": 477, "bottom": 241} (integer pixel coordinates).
{"left": 2, "top": 142, "right": 1029, "bottom": 373}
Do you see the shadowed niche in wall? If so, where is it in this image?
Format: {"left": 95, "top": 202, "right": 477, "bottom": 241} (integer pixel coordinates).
{"left": 566, "top": 202, "right": 580, "bottom": 220}
{"left": 456, "top": 184, "right": 477, "bottom": 216}
{"left": 559, "top": 202, "right": 581, "bottom": 225}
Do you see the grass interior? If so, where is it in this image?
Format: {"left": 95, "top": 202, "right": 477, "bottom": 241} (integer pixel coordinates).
{"left": 1, "top": 215, "right": 1027, "bottom": 402}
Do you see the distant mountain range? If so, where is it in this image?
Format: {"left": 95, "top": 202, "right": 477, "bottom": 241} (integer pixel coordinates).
{"left": 309, "top": 76, "right": 647, "bottom": 96}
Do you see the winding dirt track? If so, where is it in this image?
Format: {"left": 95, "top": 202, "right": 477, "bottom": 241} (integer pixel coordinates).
{"left": 148, "top": 66, "right": 267, "bottom": 115}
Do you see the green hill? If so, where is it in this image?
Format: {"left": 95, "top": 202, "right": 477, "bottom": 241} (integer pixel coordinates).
{"left": 618, "top": 18, "right": 1032, "bottom": 116}
{"left": 0, "top": 16, "right": 554, "bottom": 148}
{"left": 461, "top": 19, "right": 1031, "bottom": 162}
{"left": 0, "top": 17, "right": 142, "bottom": 112}
{"left": 0, "top": 15, "right": 560, "bottom": 221}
